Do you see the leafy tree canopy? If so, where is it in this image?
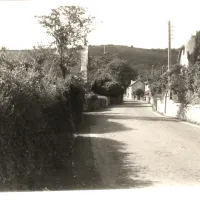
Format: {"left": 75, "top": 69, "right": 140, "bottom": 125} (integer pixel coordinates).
{"left": 91, "top": 58, "right": 137, "bottom": 97}
{"left": 36, "top": 6, "right": 95, "bottom": 78}
{"left": 105, "top": 58, "right": 138, "bottom": 89}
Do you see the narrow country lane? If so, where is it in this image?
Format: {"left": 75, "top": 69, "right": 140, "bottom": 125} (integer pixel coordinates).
{"left": 66, "top": 100, "right": 200, "bottom": 189}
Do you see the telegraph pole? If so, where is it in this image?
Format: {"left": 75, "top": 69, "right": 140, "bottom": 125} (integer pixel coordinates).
{"left": 165, "top": 21, "right": 172, "bottom": 113}
{"left": 168, "top": 21, "right": 171, "bottom": 87}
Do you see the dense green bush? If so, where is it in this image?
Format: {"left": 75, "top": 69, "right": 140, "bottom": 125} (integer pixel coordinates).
{"left": 149, "top": 72, "right": 168, "bottom": 98}
{"left": 84, "top": 92, "right": 98, "bottom": 111}
{"left": 149, "top": 63, "right": 200, "bottom": 104}
{"left": 171, "top": 74, "right": 188, "bottom": 103}
{"left": 91, "top": 58, "right": 137, "bottom": 99}
{"left": 102, "top": 81, "right": 124, "bottom": 97}
{"left": 96, "top": 95, "right": 108, "bottom": 107}
{"left": 135, "top": 89, "right": 144, "bottom": 97}
{"left": 105, "top": 58, "right": 137, "bottom": 89}
{"left": 0, "top": 59, "right": 84, "bottom": 190}
{"left": 84, "top": 93, "right": 108, "bottom": 112}
{"left": 86, "top": 92, "right": 98, "bottom": 101}
{"left": 91, "top": 71, "right": 124, "bottom": 97}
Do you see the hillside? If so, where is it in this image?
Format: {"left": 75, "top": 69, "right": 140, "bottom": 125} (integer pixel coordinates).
{"left": 0, "top": 45, "right": 180, "bottom": 81}
{"left": 88, "top": 45, "right": 179, "bottom": 79}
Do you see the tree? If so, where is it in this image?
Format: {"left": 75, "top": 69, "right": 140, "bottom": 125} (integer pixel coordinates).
{"left": 36, "top": 6, "right": 94, "bottom": 78}
{"left": 91, "top": 73, "right": 124, "bottom": 97}
{"left": 91, "top": 58, "right": 137, "bottom": 97}
{"left": 88, "top": 53, "right": 118, "bottom": 85}
{"left": 105, "top": 58, "right": 138, "bottom": 89}
{"left": 135, "top": 89, "right": 144, "bottom": 97}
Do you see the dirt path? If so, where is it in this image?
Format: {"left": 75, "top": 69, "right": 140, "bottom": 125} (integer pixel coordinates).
{"left": 64, "top": 100, "right": 200, "bottom": 189}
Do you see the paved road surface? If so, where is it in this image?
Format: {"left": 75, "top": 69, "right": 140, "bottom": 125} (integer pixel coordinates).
{"left": 68, "top": 100, "right": 200, "bottom": 189}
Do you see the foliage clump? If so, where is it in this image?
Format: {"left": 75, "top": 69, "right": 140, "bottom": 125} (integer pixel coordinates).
{"left": 91, "top": 58, "right": 137, "bottom": 97}
{"left": 149, "top": 62, "right": 200, "bottom": 105}
{"left": 0, "top": 6, "right": 94, "bottom": 190}
{"left": 0, "top": 50, "right": 86, "bottom": 190}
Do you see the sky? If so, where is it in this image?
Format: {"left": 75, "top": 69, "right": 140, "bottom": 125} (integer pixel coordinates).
{"left": 0, "top": 0, "right": 199, "bottom": 50}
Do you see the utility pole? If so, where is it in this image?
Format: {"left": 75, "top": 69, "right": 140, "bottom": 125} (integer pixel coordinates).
{"left": 165, "top": 21, "right": 172, "bottom": 113}
{"left": 104, "top": 45, "right": 106, "bottom": 54}
{"left": 168, "top": 21, "right": 172, "bottom": 87}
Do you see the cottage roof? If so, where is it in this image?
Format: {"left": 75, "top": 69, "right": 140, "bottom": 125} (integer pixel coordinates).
{"left": 129, "top": 79, "right": 144, "bottom": 86}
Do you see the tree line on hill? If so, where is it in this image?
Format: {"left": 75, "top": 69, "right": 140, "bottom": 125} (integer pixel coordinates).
{"left": 88, "top": 45, "right": 179, "bottom": 84}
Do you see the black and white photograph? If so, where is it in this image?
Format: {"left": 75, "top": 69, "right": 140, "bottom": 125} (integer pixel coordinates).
{"left": 0, "top": 0, "right": 200, "bottom": 198}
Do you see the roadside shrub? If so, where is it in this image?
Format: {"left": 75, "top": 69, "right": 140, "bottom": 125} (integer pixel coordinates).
{"left": 84, "top": 92, "right": 98, "bottom": 111}
{"left": 92, "top": 78, "right": 124, "bottom": 97}
{"left": 135, "top": 89, "right": 144, "bottom": 97}
{"left": 97, "top": 95, "right": 108, "bottom": 107}
{"left": 91, "top": 58, "right": 137, "bottom": 99}
{"left": 86, "top": 92, "right": 98, "bottom": 101}
{"left": 171, "top": 74, "right": 188, "bottom": 103}
{"left": 102, "top": 81, "right": 124, "bottom": 97}
{"left": 84, "top": 93, "right": 108, "bottom": 112}
{"left": 105, "top": 58, "right": 138, "bottom": 89}
{"left": 0, "top": 60, "right": 84, "bottom": 190}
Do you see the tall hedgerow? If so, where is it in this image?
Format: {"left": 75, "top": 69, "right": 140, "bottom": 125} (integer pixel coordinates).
{"left": 0, "top": 51, "right": 84, "bottom": 190}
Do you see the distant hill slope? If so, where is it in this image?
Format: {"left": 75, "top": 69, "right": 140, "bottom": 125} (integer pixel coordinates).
{"left": 88, "top": 45, "right": 179, "bottom": 78}
{"left": 0, "top": 46, "right": 179, "bottom": 81}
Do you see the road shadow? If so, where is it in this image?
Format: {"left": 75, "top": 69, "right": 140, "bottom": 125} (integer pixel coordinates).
{"left": 79, "top": 114, "right": 178, "bottom": 135}
{"left": 6, "top": 101, "right": 157, "bottom": 191}
{"left": 92, "top": 101, "right": 151, "bottom": 112}
{"left": 48, "top": 135, "right": 155, "bottom": 190}
{"left": 77, "top": 114, "right": 134, "bottom": 134}
{"left": 94, "top": 114, "right": 178, "bottom": 122}
{"left": 112, "top": 101, "right": 152, "bottom": 108}
{"left": 15, "top": 135, "right": 154, "bottom": 191}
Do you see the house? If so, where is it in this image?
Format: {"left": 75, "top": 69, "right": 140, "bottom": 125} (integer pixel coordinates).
{"left": 177, "top": 35, "right": 196, "bottom": 67}
{"left": 125, "top": 79, "right": 145, "bottom": 99}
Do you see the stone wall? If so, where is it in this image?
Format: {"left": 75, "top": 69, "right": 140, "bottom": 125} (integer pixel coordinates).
{"left": 155, "top": 97, "right": 200, "bottom": 124}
